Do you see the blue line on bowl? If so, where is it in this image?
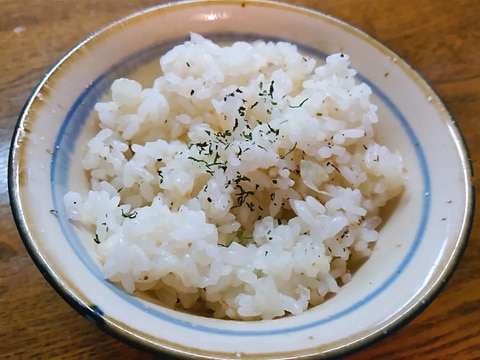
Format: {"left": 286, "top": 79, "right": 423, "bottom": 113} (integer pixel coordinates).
{"left": 51, "top": 33, "right": 430, "bottom": 336}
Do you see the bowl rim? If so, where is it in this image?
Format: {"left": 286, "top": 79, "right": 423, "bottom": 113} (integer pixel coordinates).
{"left": 8, "top": 0, "right": 475, "bottom": 359}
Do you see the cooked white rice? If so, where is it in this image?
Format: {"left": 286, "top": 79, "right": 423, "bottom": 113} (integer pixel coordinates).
{"left": 64, "top": 33, "right": 405, "bottom": 320}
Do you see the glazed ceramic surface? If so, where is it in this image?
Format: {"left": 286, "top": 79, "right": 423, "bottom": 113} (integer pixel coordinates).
{"left": 9, "top": 1, "right": 474, "bottom": 359}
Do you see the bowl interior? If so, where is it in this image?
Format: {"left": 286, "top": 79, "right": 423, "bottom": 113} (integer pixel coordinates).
{"left": 9, "top": 1, "right": 473, "bottom": 358}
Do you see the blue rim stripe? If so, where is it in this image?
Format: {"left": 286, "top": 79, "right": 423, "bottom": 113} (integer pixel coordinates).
{"left": 51, "top": 34, "right": 430, "bottom": 336}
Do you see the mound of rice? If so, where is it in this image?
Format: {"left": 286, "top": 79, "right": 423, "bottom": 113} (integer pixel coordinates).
{"left": 64, "top": 33, "right": 405, "bottom": 320}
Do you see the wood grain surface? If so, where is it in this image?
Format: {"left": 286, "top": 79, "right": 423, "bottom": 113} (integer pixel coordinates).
{"left": 1, "top": 0, "right": 479, "bottom": 359}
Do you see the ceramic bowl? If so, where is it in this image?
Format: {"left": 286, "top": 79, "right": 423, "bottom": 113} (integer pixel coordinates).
{"left": 8, "top": 0, "right": 474, "bottom": 358}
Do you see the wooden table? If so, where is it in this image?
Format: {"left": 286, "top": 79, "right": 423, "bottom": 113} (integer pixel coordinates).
{"left": 1, "top": 0, "right": 479, "bottom": 358}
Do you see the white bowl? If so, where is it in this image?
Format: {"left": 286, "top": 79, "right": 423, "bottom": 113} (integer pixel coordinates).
{"left": 8, "top": 0, "right": 474, "bottom": 358}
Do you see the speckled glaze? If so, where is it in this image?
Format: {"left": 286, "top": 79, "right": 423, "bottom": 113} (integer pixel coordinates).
{"left": 8, "top": 1, "right": 474, "bottom": 359}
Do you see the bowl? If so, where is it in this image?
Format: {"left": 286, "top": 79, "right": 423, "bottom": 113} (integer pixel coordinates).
{"left": 8, "top": 0, "right": 474, "bottom": 358}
